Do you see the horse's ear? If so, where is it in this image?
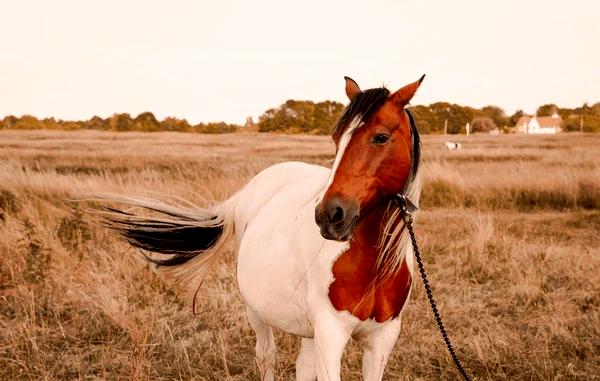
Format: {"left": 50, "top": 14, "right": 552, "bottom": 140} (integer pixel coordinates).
{"left": 344, "top": 76, "right": 361, "bottom": 101}
{"left": 391, "top": 74, "right": 425, "bottom": 107}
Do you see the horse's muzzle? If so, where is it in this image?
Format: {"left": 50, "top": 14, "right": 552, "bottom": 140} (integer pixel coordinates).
{"left": 315, "top": 197, "right": 359, "bottom": 242}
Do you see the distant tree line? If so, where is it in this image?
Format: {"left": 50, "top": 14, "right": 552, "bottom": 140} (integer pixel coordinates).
{"left": 2, "top": 101, "right": 600, "bottom": 134}
{"left": 258, "top": 100, "right": 345, "bottom": 134}
{"left": 258, "top": 100, "right": 600, "bottom": 134}
{"left": 404, "top": 102, "right": 600, "bottom": 134}
{"left": 0, "top": 112, "right": 239, "bottom": 133}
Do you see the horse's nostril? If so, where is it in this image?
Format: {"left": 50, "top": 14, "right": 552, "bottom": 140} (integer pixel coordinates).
{"left": 329, "top": 206, "right": 345, "bottom": 224}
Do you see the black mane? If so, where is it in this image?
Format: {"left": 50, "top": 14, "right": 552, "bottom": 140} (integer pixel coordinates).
{"left": 405, "top": 108, "right": 421, "bottom": 184}
{"left": 332, "top": 87, "right": 390, "bottom": 138}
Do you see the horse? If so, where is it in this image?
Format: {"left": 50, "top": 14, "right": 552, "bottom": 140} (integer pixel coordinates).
{"left": 444, "top": 141, "right": 462, "bottom": 150}
{"left": 96, "top": 75, "right": 424, "bottom": 381}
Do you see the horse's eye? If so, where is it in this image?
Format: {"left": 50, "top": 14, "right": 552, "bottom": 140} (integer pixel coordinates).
{"left": 372, "top": 133, "right": 390, "bottom": 145}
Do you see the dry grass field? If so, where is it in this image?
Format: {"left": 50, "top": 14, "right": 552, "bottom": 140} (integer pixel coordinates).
{"left": 1, "top": 129, "right": 599, "bottom": 380}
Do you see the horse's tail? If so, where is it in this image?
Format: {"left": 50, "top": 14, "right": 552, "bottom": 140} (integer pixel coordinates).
{"left": 89, "top": 193, "right": 239, "bottom": 307}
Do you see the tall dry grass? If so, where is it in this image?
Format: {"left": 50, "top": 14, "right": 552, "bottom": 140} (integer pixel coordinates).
{"left": 0, "top": 130, "right": 599, "bottom": 380}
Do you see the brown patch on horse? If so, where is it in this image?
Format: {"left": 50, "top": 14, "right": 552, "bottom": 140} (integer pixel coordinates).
{"left": 328, "top": 204, "right": 412, "bottom": 322}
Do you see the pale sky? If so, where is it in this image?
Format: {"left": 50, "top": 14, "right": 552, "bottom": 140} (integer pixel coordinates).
{"left": 1, "top": 0, "right": 598, "bottom": 124}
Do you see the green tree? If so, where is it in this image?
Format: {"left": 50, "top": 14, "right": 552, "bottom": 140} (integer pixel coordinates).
{"left": 193, "top": 122, "right": 238, "bottom": 133}
{"left": 428, "top": 102, "right": 474, "bottom": 134}
{"left": 480, "top": 105, "right": 508, "bottom": 127}
{"left": 471, "top": 116, "right": 497, "bottom": 133}
{"left": 40, "top": 117, "right": 62, "bottom": 129}
{"left": 161, "top": 117, "right": 191, "bottom": 132}
{"left": 509, "top": 110, "right": 525, "bottom": 126}
{"left": 563, "top": 114, "right": 600, "bottom": 132}
{"left": 257, "top": 100, "right": 344, "bottom": 134}
{"left": 409, "top": 105, "right": 441, "bottom": 134}
{"left": 106, "top": 113, "right": 134, "bottom": 131}
{"left": 134, "top": 112, "right": 161, "bottom": 132}
{"left": 86, "top": 116, "right": 106, "bottom": 130}
{"left": 536, "top": 103, "right": 559, "bottom": 116}
{"left": 1, "top": 115, "right": 19, "bottom": 129}
{"left": 13, "top": 115, "right": 44, "bottom": 129}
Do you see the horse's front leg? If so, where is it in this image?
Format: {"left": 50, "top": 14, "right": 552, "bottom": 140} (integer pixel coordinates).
{"left": 296, "top": 338, "right": 317, "bottom": 381}
{"left": 312, "top": 312, "right": 351, "bottom": 381}
{"left": 361, "top": 318, "right": 402, "bottom": 381}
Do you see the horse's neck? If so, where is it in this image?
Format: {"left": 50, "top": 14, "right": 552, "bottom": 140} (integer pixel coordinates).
{"left": 328, "top": 201, "right": 412, "bottom": 322}
{"left": 352, "top": 203, "right": 388, "bottom": 251}
{"left": 343, "top": 202, "right": 391, "bottom": 269}
{"left": 347, "top": 199, "right": 410, "bottom": 277}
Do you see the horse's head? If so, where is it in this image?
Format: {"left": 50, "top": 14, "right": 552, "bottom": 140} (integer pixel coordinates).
{"left": 315, "top": 75, "right": 424, "bottom": 241}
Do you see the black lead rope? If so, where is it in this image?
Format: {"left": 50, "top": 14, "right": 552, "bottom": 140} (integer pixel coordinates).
{"left": 395, "top": 194, "right": 472, "bottom": 381}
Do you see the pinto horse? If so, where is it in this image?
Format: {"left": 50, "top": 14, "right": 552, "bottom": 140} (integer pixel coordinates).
{"left": 98, "top": 75, "right": 424, "bottom": 381}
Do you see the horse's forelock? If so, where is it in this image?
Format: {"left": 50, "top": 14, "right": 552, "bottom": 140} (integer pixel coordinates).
{"left": 332, "top": 87, "right": 391, "bottom": 140}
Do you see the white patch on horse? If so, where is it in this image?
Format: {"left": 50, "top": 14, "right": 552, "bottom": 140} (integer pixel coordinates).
{"left": 318, "top": 116, "right": 364, "bottom": 203}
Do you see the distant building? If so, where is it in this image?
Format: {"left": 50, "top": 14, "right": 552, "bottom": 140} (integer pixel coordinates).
{"left": 515, "top": 112, "right": 562, "bottom": 134}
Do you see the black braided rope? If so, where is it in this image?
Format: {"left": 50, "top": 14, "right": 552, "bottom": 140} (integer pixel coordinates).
{"left": 404, "top": 212, "right": 472, "bottom": 381}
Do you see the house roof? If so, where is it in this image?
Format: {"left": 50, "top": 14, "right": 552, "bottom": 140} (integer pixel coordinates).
{"left": 515, "top": 115, "right": 532, "bottom": 127}
{"left": 515, "top": 115, "right": 561, "bottom": 128}
{"left": 535, "top": 116, "right": 562, "bottom": 128}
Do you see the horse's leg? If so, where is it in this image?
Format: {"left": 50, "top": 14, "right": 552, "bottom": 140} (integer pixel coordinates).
{"left": 313, "top": 313, "right": 350, "bottom": 381}
{"left": 296, "top": 338, "right": 317, "bottom": 381}
{"left": 247, "top": 307, "right": 277, "bottom": 381}
{"left": 361, "top": 318, "right": 402, "bottom": 381}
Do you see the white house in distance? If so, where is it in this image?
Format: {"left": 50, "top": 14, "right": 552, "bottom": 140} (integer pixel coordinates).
{"left": 515, "top": 112, "right": 562, "bottom": 134}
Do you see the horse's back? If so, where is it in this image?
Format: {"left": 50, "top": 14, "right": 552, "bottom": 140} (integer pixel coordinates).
{"left": 233, "top": 161, "right": 329, "bottom": 239}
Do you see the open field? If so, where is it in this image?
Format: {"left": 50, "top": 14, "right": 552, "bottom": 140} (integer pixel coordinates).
{"left": 1, "top": 130, "right": 599, "bottom": 380}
